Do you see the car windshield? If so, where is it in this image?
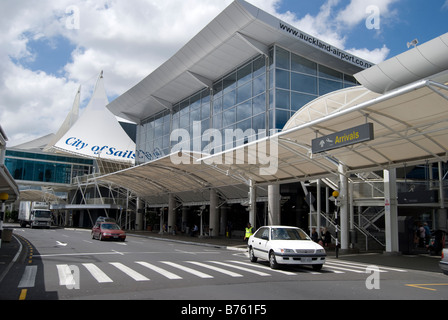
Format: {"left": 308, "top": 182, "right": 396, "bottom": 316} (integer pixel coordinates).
{"left": 271, "top": 228, "right": 310, "bottom": 241}
{"left": 101, "top": 224, "right": 121, "bottom": 230}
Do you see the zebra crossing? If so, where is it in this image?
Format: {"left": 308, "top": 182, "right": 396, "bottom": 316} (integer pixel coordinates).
{"left": 19, "top": 259, "right": 408, "bottom": 289}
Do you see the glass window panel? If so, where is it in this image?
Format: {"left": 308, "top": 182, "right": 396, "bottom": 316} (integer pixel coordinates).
{"left": 213, "top": 112, "right": 222, "bottom": 129}
{"left": 269, "top": 47, "right": 274, "bottom": 67}
{"left": 275, "top": 89, "right": 290, "bottom": 110}
{"left": 213, "top": 80, "right": 223, "bottom": 97}
{"left": 319, "top": 78, "right": 343, "bottom": 95}
{"left": 163, "top": 122, "right": 170, "bottom": 136}
{"left": 276, "top": 69, "right": 290, "bottom": 90}
{"left": 318, "top": 65, "right": 343, "bottom": 81}
{"left": 236, "top": 118, "right": 252, "bottom": 137}
{"left": 275, "top": 46, "right": 290, "bottom": 70}
{"left": 223, "top": 90, "right": 236, "bottom": 110}
{"left": 291, "top": 72, "right": 317, "bottom": 94}
{"left": 253, "top": 93, "right": 266, "bottom": 116}
{"left": 201, "top": 119, "right": 210, "bottom": 134}
{"left": 275, "top": 109, "right": 290, "bottom": 130}
{"left": 180, "top": 113, "right": 189, "bottom": 128}
{"left": 223, "top": 107, "right": 236, "bottom": 127}
{"left": 253, "top": 75, "right": 266, "bottom": 96}
{"left": 237, "top": 63, "right": 252, "bottom": 86}
{"left": 190, "top": 94, "right": 201, "bottom": 110}
{"left": 253, "top": 113, "right": 266, "bottom": 133}
{"left": 344, "top": 74, "right": 358, "bottom": 85}
{"left": 180, "top": 100, "right": 190, "bottom": 115}
{"left": 223, "top": 71, "right": 237, "bottom": 94}
{"left": 291, "top": 53, "right": 317, "bottom": 75}
{"left": 155, "top": 125, "right": 163, "bottom": 138}
{"left": 237, "top": 81, "right": 252, "bottom": 104}
{"left": 291, "top": 92, "right": 316, "bottom": 112}
{"left": 154, "top": 116, "right": 163, "bottom": 127}
{"left": 201, "top": 103, "right": 210, "bottom": 120}
{"left": 201, "top": 90, "right": 210, "bottom": 105}
{"left": 172, "top": 115, "right": 179, "bottom": 130}
{"left": 213, "top": 96, "right": 222, "bottom": 114}
{"left": 237, "top": 101, "right": 252, "bottom": 122}
{"left": 253, "top": 55, "right": 266, "bottom": 78}
{"left": 190, "top": 108, "right": 200, "bottom": 123}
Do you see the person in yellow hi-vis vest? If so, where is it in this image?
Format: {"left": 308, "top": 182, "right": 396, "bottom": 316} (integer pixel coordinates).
{"left": 244, "top": 223, "right": 254, "bottom": 241}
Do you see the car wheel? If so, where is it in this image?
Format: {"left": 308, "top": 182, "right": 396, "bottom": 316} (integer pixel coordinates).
{"left": 249, "top": 247, "right": 258, "bottom": 263}
{"left": 312, "top": 264, "right": 323, "bottom": 271}
{"left": 269, "top": 251, "right": 279, "bottom": 269}
{"left": 99, "top": 233, "right": 103, "bottom": 241}
{"left": 91, "top": 232, "right": 95, "bottom": 239}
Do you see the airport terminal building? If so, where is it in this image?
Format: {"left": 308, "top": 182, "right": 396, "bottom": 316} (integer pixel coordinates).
{"left": 3, "top": 0, "right": 448, "bottom": 254}
{"left": 101, "top": 0, "right": 448, "bottom": 253}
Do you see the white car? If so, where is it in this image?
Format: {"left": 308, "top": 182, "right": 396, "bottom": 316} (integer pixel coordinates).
{"left": 248, "top": 226, "right": 326, "bottom": 270}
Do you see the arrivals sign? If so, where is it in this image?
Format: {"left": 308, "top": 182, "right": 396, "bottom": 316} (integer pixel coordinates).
{"left": 312, "top": 123, "right": 374, "bottom": 154}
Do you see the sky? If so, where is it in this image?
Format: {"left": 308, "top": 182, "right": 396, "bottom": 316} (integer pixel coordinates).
{"left": 1, "top": 0, "right": 447, "bottom": 147}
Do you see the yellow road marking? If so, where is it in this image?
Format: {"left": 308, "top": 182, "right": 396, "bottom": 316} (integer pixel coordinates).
{"left": 19, "top": 289, "right": 27, "bottom": 300}
{"left": 406, "top": 284, "right": 448, "bottom": 291}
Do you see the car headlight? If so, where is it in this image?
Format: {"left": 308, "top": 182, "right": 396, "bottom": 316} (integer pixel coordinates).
{"left": 280, "top": 249, "right": 294, "bottom": 253}
{"left": 103, "top": 233, "right": 112, "bottom": 236}
{"left": 316, "top": 249, "right": 326, "bottom": 254}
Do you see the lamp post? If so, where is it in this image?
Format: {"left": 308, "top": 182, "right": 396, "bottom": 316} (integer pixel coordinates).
{"left": 0, "top": 192, "right": 9, "bottom": 248}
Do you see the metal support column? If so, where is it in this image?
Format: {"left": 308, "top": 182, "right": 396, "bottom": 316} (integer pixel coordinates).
{"left": 384, "top": 168, "right": 399, "bottom": 253}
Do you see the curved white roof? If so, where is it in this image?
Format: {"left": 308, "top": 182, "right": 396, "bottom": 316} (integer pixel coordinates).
{"left": 355, "top": 33, "right": 448, "bottom": 94}
{"left": 107, "top": 0, "right": 371, "bottom": 123}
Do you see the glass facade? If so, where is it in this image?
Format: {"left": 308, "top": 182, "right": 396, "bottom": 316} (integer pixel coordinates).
{"left": 5, "top": 150, "right": 93, "bottom": 185}
{"left": 136, "top": 45, "right": 359, "bottom": 165}
{"left": 270, "top": 46, "right": 358, "bottom": 131}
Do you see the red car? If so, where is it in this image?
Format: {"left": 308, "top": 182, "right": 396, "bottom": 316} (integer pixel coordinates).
{"left": 92, "top": 222, "right": 126, "bottom": 241}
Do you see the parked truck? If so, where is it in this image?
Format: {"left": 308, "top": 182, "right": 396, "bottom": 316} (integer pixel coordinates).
{"left": 19, "top": 201, "right": 52, "bottom": 228}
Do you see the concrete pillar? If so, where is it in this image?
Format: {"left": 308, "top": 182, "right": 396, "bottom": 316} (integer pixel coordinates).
{"left": 135, "top": 197, "right": 143, "bottom": 231}
{"left": 384, "top": 168, "right": 399, "bottom": 253}
{"left": 209, "top": 189, "right": 219, "bottom": 237}
{"left": 249, "top": 180, "right": 257, "bottom": 229}
{"left": 339, "top": 164, "right": 349, "bottom": 251}
{"left": 220, "top": 205, "right": 228, "bottom": 236}
{"left": 168, "top": 194, "right": 176, "bottom": 234}
{"left": 268, "top": 184, "right": 281, "bottom": 225}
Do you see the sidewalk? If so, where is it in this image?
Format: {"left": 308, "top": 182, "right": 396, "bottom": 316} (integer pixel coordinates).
{"left": 0, "top": 229, "right": 23, "bottom": 285}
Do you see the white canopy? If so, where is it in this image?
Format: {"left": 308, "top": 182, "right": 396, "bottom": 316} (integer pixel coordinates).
{"left": 53, "top": 74, "right": 136, "bottom": 164}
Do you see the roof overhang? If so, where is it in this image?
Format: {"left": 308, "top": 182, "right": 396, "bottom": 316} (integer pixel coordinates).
{"left": 355, "top": 32, "right": 448, "bottom": 94}
{"left": 97, "top": 152, "right": 254, "bottom": 203}
{"left": 0, "top": 165, "right": 19, "bottom": 203}
{"left": 107, "top": 0, "right": 371, "bottom": 123}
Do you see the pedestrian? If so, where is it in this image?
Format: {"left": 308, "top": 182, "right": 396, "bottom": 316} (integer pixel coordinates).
{"left": 311, "top": 227, "right": 319, "bottom": 243}
{"left": 418, "top": 223, "right": 425, "bottom": 248}
{"left": 321, "top": 227, "right": 332, "bottom": 247}
{"left": 244, "top": 223, "right": 254, "bottom": 241}
{"left": 423, "top": 223, "right": 431, "bottom": 247}
{"left": 190, "top": 224, "right": 198, "bottom": 237}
